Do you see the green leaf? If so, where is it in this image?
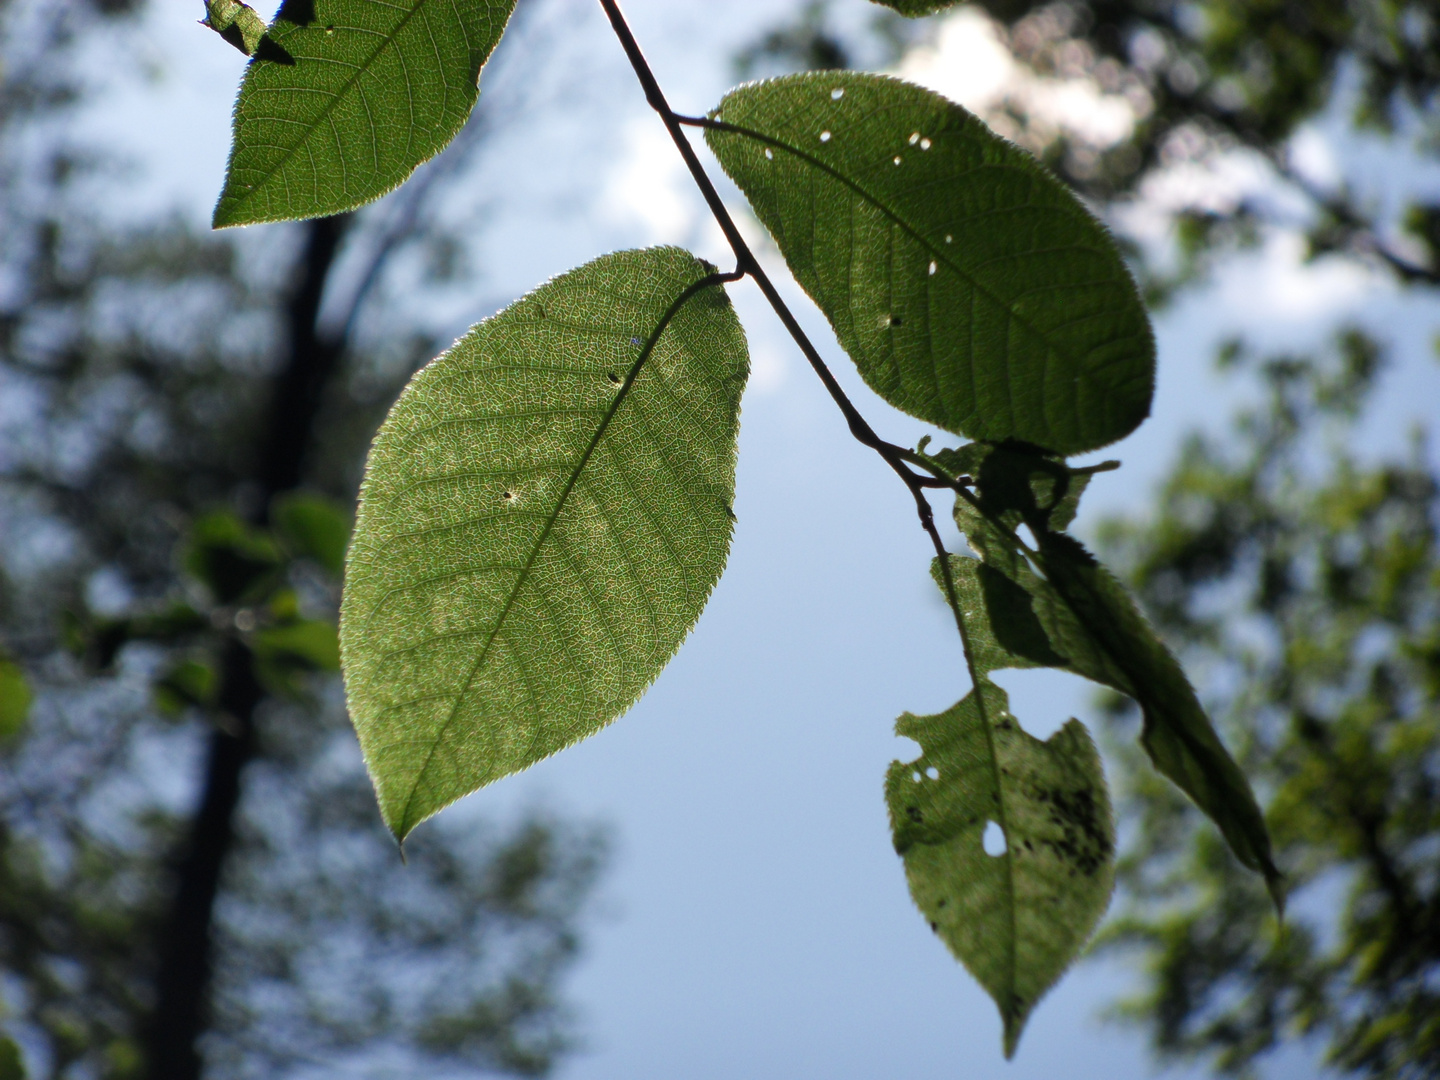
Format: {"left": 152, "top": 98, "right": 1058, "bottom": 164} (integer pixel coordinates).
{"left": 273, "top": 492, "right": 352, "bottom": 576}
{"left": 185, "top": 511, "right": 282, "bottom": 605}
{"left": 0, "top": 659, "right": 33, "bottom": 740}
{"left": 1031, "top": 531, "right": 1284, "bottom": 907}
{"left": 255, "top": 619, "right": 341, "bottom": 672}
{"left": 705, "top": 72, "right": 1154, "bottom": 455}
{"left": 886, "top": 680, "right": 1114, "bottom": 1056}
{"left": 340, "top": 247, "right": 748, "bottom": 840}
{"left": 213, "top": 0, "right": 518, "bottom": 228}
{"left": 938, "top": 467, "right": 1282, "bottom": 906}
{"left": 203, "top": 0, "right": 268, "bottom": 56}
{"left": 153, "top": 656, "right": 219, "bottom": 717}
{"left": 254, "top": 618, "right": 342, "bottom": 697}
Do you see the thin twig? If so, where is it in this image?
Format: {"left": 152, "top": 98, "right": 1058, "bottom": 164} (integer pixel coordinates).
{"left": 593, "top": 0, "right": 942, "bottom": 503}
{"left": 593, "top": 4, "right": 1003, "bottom": 794}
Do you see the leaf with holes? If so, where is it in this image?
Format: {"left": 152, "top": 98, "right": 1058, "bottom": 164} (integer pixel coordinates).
{"left": 934, "top": 457, "right": 1281, "bottom": 907}
{"left": 706, "top": 72, "right": 1154, "bottom": 455}
{"left": 886, "top": 680, "right": 1114, "bottom": 1056}
{"left": 213, "top": 0, "right": 517, "bottom": 227}
{"left": 340, "top": 247, "right": 748, "bottom": 840}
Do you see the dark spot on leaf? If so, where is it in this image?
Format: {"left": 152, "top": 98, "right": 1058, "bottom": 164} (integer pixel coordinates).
{"left": 930, "top": 921, "right": 939, "bottom": 932}
{"left": 275, "top": 0, "right": 316, "bottom": 25}
{"left": 889, "top": 316, "right": 903, "bottom": 327}
{"left": 607, "top": 372, "right": 622, "bottom": 385}
{"left": 254, "top": 36, "right": 296, "bottom": 64}
{"left": 907, "top": 806, "right": 923, "bottom": 823}
{"left": 502, "top": 491, "right": 513, "bottom": 501}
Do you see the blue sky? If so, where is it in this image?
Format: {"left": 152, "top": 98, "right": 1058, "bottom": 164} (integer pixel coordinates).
{"left": 60, "top": 0, "right": 1440, "bottom": 1076}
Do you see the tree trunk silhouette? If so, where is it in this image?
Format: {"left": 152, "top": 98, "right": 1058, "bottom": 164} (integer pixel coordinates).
{"left": 143, "top": 214, "right": 349, "bottom": 1080}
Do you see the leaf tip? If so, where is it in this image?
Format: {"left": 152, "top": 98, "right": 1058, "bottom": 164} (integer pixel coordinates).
{"left": 1002, "top": 1009, "right": 1027, "bottom": 1059}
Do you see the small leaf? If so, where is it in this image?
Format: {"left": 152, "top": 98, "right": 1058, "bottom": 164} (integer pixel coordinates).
{"left": 213, "top": 0, "right": 518, "bottom": 227}
{"left": 202, "top": 0, "right": 268, "bottom": 56}
{"left": 341, "top": 248, "right": 749, "bottom": 840}
{"left": 255, "top": 619, "right": 341, "bottom": 672}
{"left": 273, "top": 492, "right": 351, "bottom": 576}
{"left": 185, "top": 511, "right": 282, "bottom": 605}
{"left": 706, "top": 72, "right": 1154, "bottom": 455}
{"left": 0, "top": 658, "right": 33, "bottom": 740}
{"left": 886, "top": 680, "right": 1114, "bottom": 1055}
{"left": 254, "top": 618, "right": 342, "bottom": 697}
{"left": 153, "top": 656, "right": 219, "bottom": 717}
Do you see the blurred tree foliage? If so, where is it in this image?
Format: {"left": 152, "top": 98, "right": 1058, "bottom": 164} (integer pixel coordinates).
{"left": 743, "top": 0, "right": 1440, "bottom": 1074}
{"left": 0, "top": 2, "right": 604, "bottom": 1078}
{"left": 1096, "top": 333, "right": 1439, "bottom": 1078}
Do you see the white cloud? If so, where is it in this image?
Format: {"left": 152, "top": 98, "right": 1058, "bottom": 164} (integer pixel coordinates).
{"left": 601, "top": 117, "right": 696, "bottom": 243}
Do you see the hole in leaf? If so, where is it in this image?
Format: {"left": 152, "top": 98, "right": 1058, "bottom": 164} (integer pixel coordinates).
{"left": 909, "top": 132, "right": 920, "bottom": 145}
{"left": 1016, "top": 523, "right": 1038, "bottom": 549}
{"left": 893, "top": 155, "right": 902, "bottom": 165}
{"left": 912, "top": 770, "right": 922, "bottom": 782}
{"left": 944, "top": 234, "right": 953, "bottom": 243}
{"left": 925, "top": 766, "right": 940, "bottom": 780}
{"left": 820, "top": 130, "right": 831, "bottom": 142}
{"left": 831, "top": 87, "right": 844, "bottom": 99}
{"left": 630, "top": 337, "right": 641, "bottom": 346}
{"left": 920, "top": 137, "right": 932, "bottom": 150}
{"left": 928, "top": 260, "right": 937, "bottom": 276}
{"left": 764, "top": 148, "right": 774, "bottom": 160}
{"left": 983, "top": 820, "right": 1007, "bottom": 857}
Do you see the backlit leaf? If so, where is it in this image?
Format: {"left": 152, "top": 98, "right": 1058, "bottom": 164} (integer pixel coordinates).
{"left": 886, "top": 681, "right": 1114, "bottom": 1056}
{"left": 202, "top": 0, "right": 268, "bottom": 56}
{"left": 340, "top": 248, "right": 748, "bottom": 840}
{"left": 706, "top": 72, "right": 1154, "bottom": 454}
{"left": 213, "top": 0, "right": 518, "bottom": 227}
{"left": 1032, "top": 531, "right": 1283, "bottom": 907}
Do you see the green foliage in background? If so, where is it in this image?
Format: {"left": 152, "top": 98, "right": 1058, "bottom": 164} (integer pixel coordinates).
{"left": 0, "top": 3, "right": 605, "bottom": 1075}
{"left": 195, "top": 0, "right": 1285, "bottom": 1055}
{"left": 1096, "top": 336, "right": 1440, "bottom": 1079}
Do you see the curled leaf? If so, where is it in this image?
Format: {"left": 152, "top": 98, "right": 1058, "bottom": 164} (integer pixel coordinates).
{"left": 202, "top": 0, "right": 267, "bottom": 56}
